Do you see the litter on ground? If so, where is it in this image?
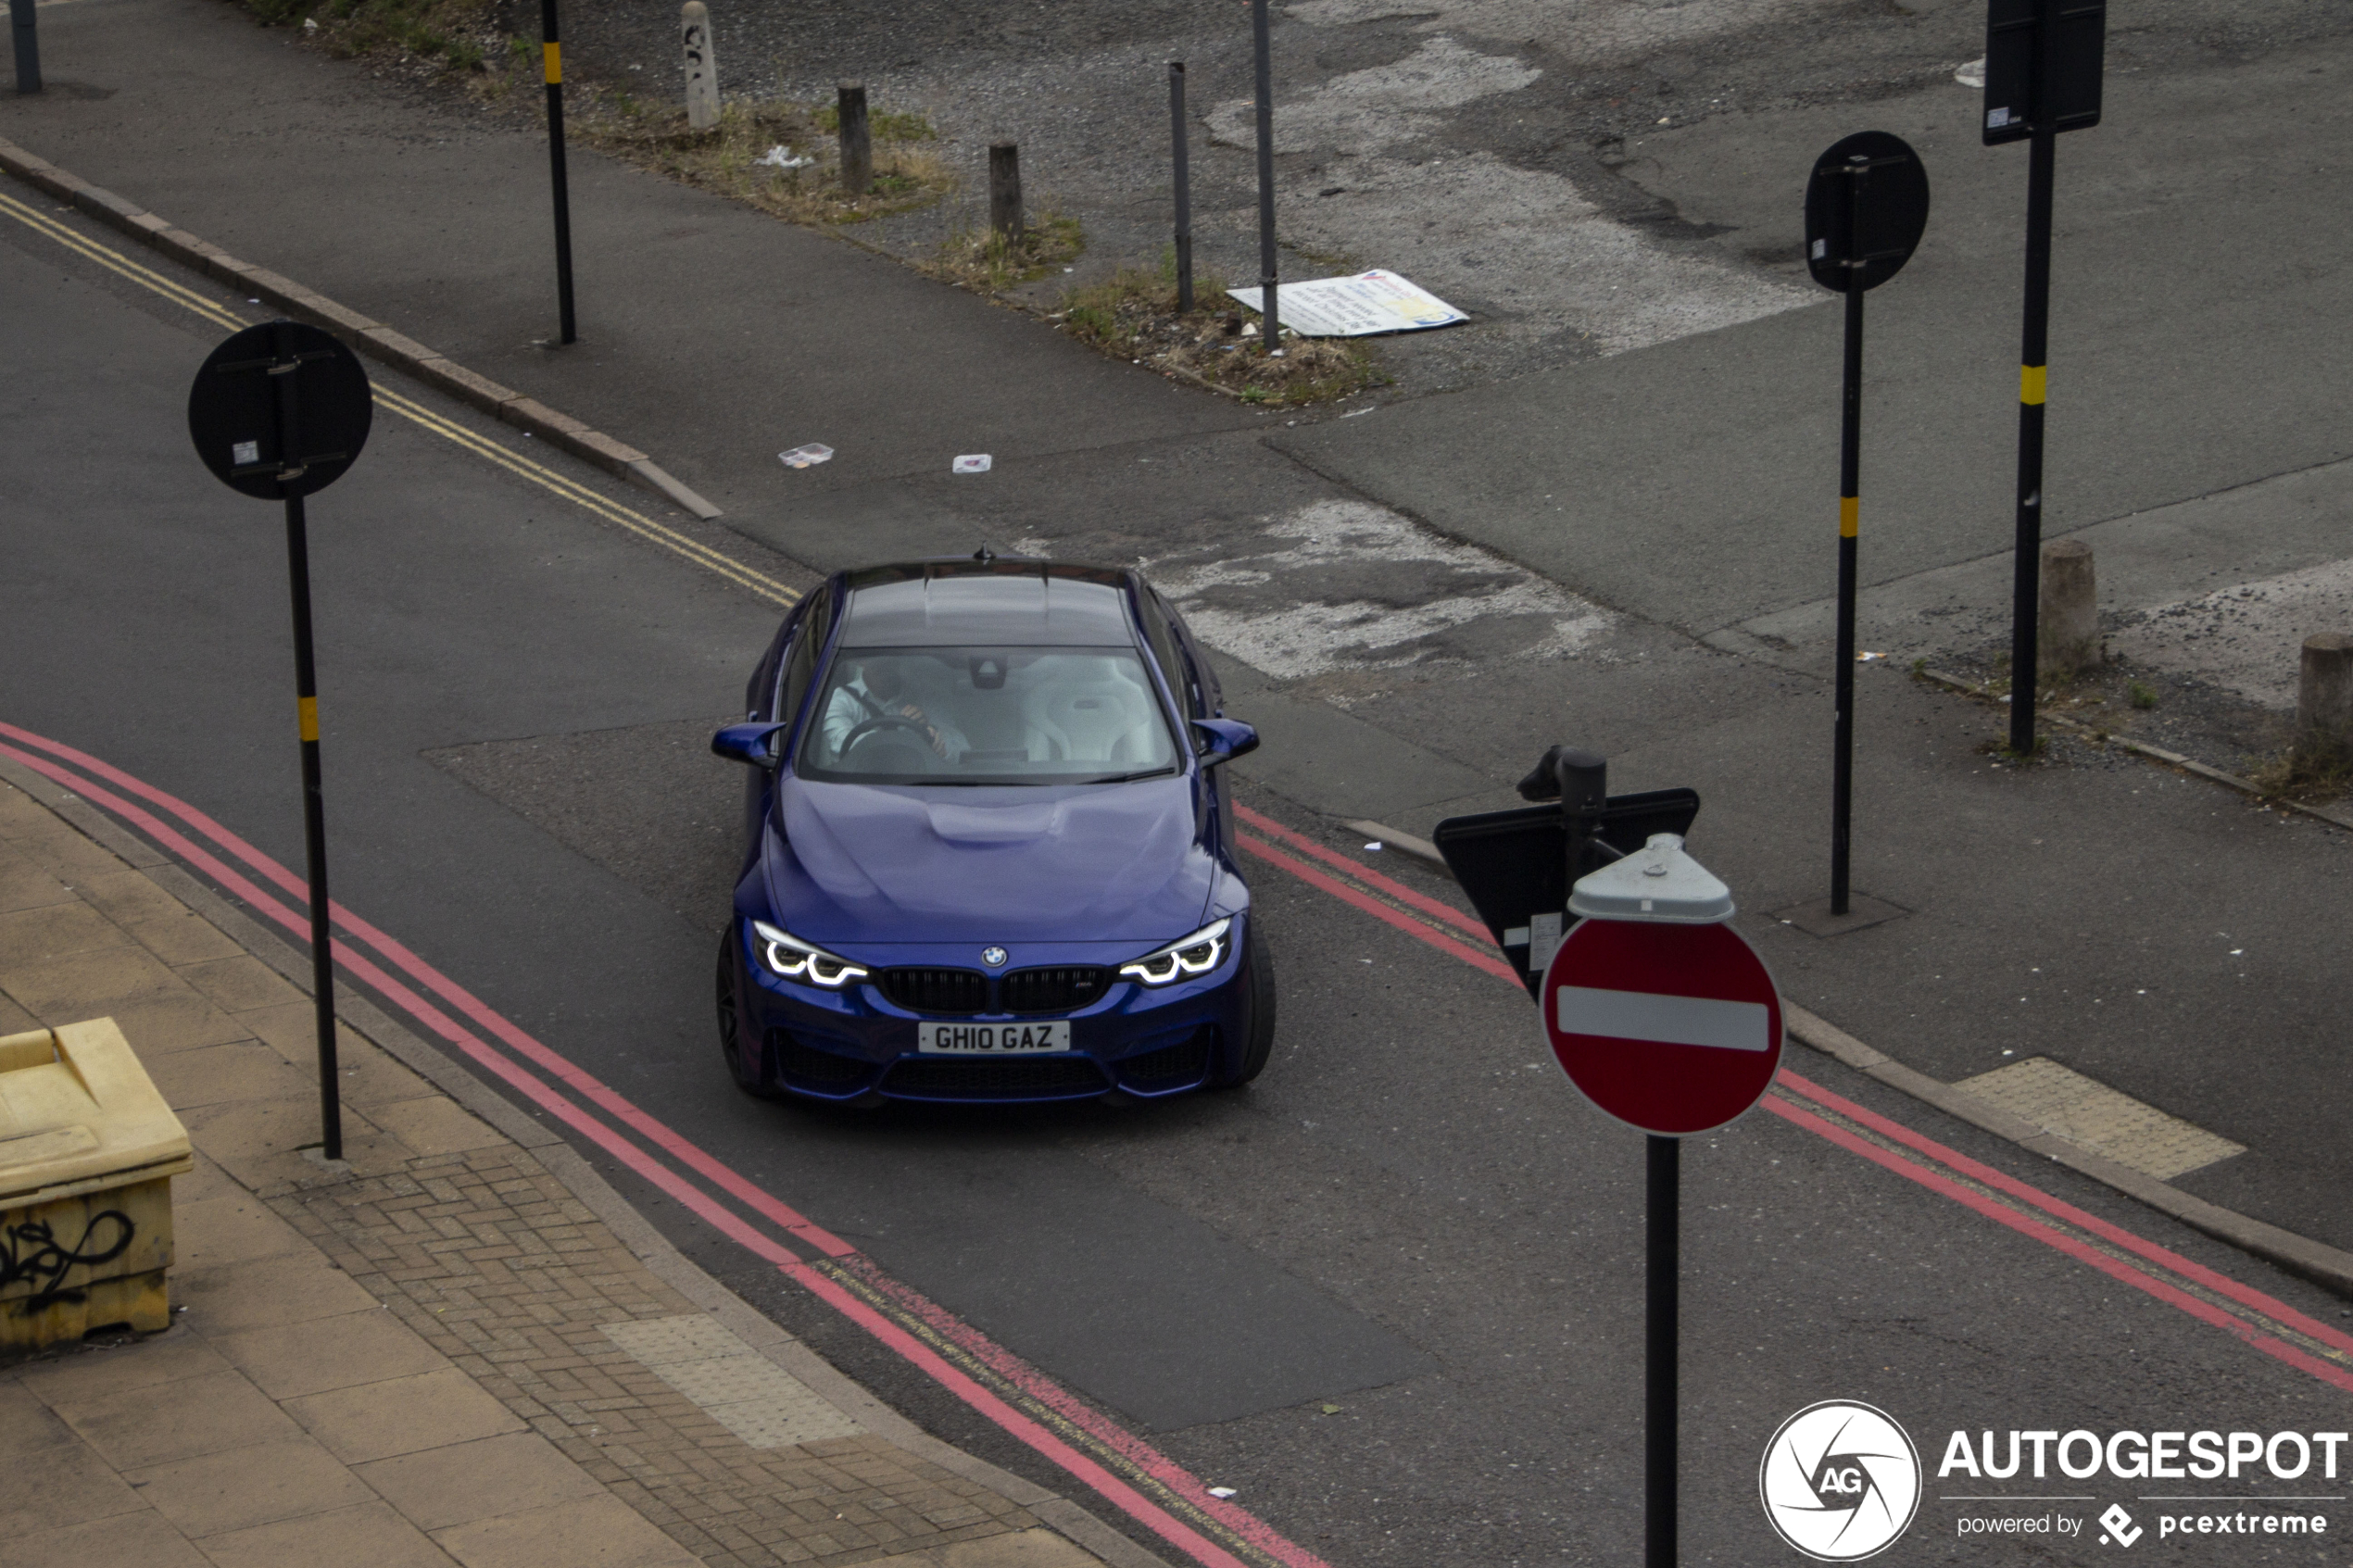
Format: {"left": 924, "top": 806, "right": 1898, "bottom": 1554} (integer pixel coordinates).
{"left": 952, "top": 454, "right": 993, "bottom": 474}
{"left": 1227, "top": 270, "right": 1468, "bottom": 337}
{"left": 755, "top": 145, "right": 815, "bottom": 169}
{"left": 778, "top": 444, "right": 834, "bottom": 469}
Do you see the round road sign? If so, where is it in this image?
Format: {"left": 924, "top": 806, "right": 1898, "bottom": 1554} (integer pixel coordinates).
{"left": 1541, "top": 917, "right": 1782, "bottom": 1136}
{"left": 187, "top": 320, "right": 373, "bottom": 501}
{"left": 1803, "top": 131, "right": 1930, "bottom": 295}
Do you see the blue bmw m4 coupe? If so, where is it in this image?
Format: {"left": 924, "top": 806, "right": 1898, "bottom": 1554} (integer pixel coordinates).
{"left": 711, "top": 555, "right": 1274, "bottom": 1105}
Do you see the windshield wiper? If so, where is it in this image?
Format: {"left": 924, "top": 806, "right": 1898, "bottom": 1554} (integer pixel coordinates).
{"left": 1076, "top": 768, "right": 1177, "bottom": 784}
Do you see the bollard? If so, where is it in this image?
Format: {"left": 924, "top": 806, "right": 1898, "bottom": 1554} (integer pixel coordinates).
{"left": 2037, "top": 537, "right": 2097, "bottom": 680}
{"left": 11, "top": 0, "right": 40, "bottom": 94}
{"left": 837, "top": 82, "right": 870, "bottom": 196}
{"left": 2296, "top": 633, "right": 2353, "bottom": 765}
{"left": 681, "top": 1, "right": 719, "bottom": 131}
{"left": 989, "top": 141, "right": 1023, "bottom": 242}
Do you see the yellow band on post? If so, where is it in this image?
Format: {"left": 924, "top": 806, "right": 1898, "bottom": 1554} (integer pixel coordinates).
{"left": 2020, "top": 364, "right": 2046, "bottom": 405}
{"left": 298, "top": 696, "right": 319, "bottom": 743}
{"left": 543, "top": 42, "right": 561, "bottom": 82}
{"left": 1840, "top": 495, "right": 1859, "bottom": 538}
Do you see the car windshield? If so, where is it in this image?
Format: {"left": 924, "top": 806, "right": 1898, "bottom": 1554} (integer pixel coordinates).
{"left": 798, "top": 646, "right": 1180, "bottom": 785}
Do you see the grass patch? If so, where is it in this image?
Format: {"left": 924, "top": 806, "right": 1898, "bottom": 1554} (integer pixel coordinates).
{"left": 256, "top": 0, "right": 502, "bottom": 71}
{"left": 1051, "top": 255, "right": 1387, "bottom": 408}
{"left": 2128, "top": 678, "right": 2158, "bottom": 709}
{"left": 571, "top": 96, "right": 952, "bottom": 226}
{"left": 926, "top": 211, "right": 1088, "bottom": 291}
{"left": 2245, "top": 742, "right": 2352, "bottom": 803}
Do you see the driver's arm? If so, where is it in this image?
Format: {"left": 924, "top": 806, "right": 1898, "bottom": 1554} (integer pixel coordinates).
{"left": 820, "top": 683, "right": 865, "bottom": 759}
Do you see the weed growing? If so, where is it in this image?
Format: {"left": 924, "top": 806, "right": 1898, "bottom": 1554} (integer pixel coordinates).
{"left": 2245, "top": 741, "right": 2352, "bottom": 803}
{"left": 1052, "top": 256, "right": 1387, "bottom": 408}
{"left": 573, "top": 97, "right": 952, "bottom": 227}
{"left": 926, "top": 212, "right": 1088, "bottom": 291}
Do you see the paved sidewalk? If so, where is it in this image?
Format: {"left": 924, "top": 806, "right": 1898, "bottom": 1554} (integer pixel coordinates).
{"left": 0, "top": 773, "right": 1117, "bottom": 1568}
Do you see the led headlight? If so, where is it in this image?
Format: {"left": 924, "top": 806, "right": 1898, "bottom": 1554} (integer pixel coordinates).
{"left": 751, "top": 920, "right": 870, "bottom": 988}
{"left": 1118, "top": 917, "right": 1231, "bottom": 987}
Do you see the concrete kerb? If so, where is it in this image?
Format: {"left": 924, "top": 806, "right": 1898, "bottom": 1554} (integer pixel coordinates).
{"left": 0, "top": 134, "right": 725, "bottom": 523}
{"left": 1345, "top": 809, "right": 2353, "bottom": 1302}
{"left": 0, "top": 750, "right": 1175, "bottom": 1568}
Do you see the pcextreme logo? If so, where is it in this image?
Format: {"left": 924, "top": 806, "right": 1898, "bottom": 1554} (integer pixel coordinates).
{"left": 1761, "top": 1400, "right": 1924, "bottom": 1562}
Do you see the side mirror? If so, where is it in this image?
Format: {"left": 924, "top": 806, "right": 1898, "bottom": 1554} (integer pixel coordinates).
{"left": 712, "top": 721, "right": 787, "bottom": 769}
{"left": 1190, "top": 718, "right": 1259, "bottom": 767}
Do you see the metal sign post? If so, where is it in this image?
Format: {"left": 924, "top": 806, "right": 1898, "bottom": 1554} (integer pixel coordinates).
{"left": 541, "top": 0, "right": 578, "bottom": 345}
{"left": 1802, "top": 132, "right": 1929, "bottom": 915}
{"left": 1169, "top": 62, "right": 1195, "bottom": 314}
{"left": 10, "top": 0, "right": 41, "bottom": 94}
{"left": 1543, "top": 835, "right": 1782, "bottom": 1568}
{"left": 188, "top": 320, "right": 374, "bottom": 1161}
{"left": 1439, "top": 754, "right": 1769, "bottom": 1567}
{"left": 1984, "top": 0, "right": 2104, "bottom": 755}
{"left": 1249, "top": 0, "right": 1279, "bottom": 347}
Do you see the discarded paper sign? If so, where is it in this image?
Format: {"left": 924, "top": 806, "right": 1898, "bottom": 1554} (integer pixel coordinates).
{"left": 1227, "top": 270, "right": 1468, "bottom": 337}
{"left": 778, "top": 444, "right": 834, "bottom": 469}
{"left": 952, "top": 454, "right": 993, "bottom": 474}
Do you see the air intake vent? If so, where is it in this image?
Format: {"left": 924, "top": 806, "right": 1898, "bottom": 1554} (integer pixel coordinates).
{"left": 1000, "top": 967, "right": 1110, "bottom": 1013}
{"left": 880, "top": 968, "right": 989, "bottom": 1014}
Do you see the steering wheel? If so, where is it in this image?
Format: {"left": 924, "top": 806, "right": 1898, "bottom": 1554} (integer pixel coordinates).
{"left": 842, "top": 713, "right": 937, "bottom": 753}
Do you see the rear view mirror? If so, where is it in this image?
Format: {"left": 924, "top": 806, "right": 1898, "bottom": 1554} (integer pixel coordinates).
{"left": 712, "top": 721, "right": 786, "bottom": 769}
{"left": 1190, "top": 718, "right": 1259, "bottom": 767}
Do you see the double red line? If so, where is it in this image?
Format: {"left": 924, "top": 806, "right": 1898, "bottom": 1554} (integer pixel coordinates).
{"left": 0, "top": 720, "right": 1327, "bottom": 1568}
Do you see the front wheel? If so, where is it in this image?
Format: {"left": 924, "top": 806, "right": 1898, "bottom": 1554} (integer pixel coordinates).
{"left": 717, "top": 929, "right": 782, "bottom": 1099}
{"left": 1212, "top": 921, "right": 1276, "bottom": 1088}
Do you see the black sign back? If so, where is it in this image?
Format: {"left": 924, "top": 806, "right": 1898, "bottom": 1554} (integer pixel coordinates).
{"left": 1983, "top": 0, "right": 2105, "bottom": 144}
{"left": 1804, "top": 132, "right": 1931, "bottom": 294}
{"left": 188, "top": 320, "right": 373, "bottom": 501}
{"left": 1432, "top": 788, "right": 1702, "bottom": 998}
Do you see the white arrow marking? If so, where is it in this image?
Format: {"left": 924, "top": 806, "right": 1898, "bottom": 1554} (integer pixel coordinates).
{"left": 1554, "top": 987, "right": 1772, "bottom": 1051}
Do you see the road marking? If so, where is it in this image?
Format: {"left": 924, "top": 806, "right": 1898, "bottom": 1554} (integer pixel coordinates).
{"left": 0, "top": 721, "right": 1328, "bottom": 1568}
{"left": 0, "top": 185, "right": 799, "bottom": 608}
{"left": 1955, "top": 1056, "right": 2246, "bottom": 1180}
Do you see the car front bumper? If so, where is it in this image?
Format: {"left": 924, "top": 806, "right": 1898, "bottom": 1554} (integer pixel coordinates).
{"left": 727, "top": 917, "right": 1252, "bottom": 1104}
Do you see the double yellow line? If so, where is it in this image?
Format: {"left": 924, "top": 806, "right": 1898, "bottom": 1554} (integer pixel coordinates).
{"left": 0, "top": 186, "right": 799, "bottom": 608}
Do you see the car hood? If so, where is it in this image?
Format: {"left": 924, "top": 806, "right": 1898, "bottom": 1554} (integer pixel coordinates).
{"left": 766, "top": 776, "right": 1214, "bottom": 945}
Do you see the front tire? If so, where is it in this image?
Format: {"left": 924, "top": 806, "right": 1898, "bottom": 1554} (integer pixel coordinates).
{"left": 1212, "top": 920, "right": 1276, "bottom": 1088}
{"left": 716, "top": 929, "right": 781, "bottom": 1099}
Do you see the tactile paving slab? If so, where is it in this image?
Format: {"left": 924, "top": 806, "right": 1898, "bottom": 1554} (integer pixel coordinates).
{"left": 603, "top": 1314, "right": 865, "bottom": 1449}
{"left": 1955, "top": 1057, "right": 2246, "bottom": 1181}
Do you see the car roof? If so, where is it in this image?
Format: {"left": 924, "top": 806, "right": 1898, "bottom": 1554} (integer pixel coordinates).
{"left": 836, "top": 559, "right": 1139, "bottom": 648}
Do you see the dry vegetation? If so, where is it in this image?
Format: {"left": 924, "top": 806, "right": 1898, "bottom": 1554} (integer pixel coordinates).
{"left": 570, "top": 97, "right": 952, "bottom": 226}
{"left": 1053, "top": 259, "right": 1388, "bottom": 407}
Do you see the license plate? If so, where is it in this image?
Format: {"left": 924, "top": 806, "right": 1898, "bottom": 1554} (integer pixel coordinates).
{"left": 917, "top": 1021, "right": 1070, "bottom": 1054}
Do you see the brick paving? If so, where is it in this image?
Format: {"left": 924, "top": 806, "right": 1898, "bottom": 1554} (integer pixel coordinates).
{"left": 269, "top": 1146, "right": 1036, "bottom": 1568}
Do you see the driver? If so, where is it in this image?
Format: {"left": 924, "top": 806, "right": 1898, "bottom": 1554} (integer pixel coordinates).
{"left": 822, "top": 657, "right": 967, "bottom": 762}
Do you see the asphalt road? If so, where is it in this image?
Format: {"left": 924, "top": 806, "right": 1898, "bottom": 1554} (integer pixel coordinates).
{"left": 7, "top": 192, "right": 2353, "bottom": 1568}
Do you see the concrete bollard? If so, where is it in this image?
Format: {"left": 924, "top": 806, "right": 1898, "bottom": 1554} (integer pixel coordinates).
{"left": 2037, "top": 537, "right": 2098, "bottom": 680}
{"left": 2296, "top": 633, "right": 2353, "bottom": 764}
{"left": 989, "top": 142, "right": 1023, "bottom": 243}
{"left": 681, "top": 2, "right": 719, "bottom": 131}
{"left": 837, "top": 82, "right": 871, "bottom": 196}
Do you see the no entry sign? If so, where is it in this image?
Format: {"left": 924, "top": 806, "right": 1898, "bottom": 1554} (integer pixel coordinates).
{"left": 1541, "top": 918, "right": 1783, "bottom": 1136}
